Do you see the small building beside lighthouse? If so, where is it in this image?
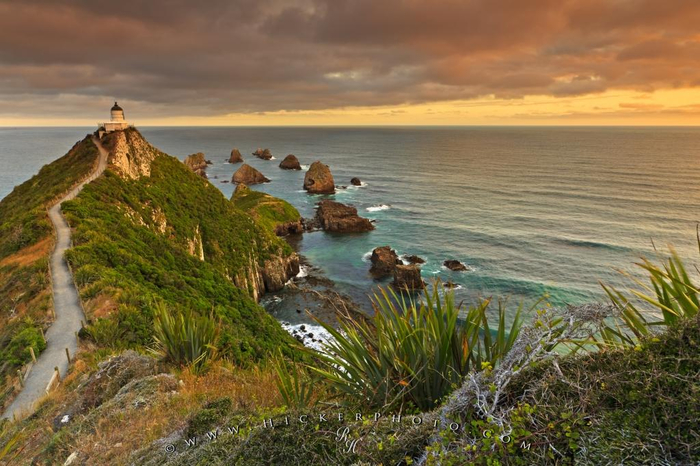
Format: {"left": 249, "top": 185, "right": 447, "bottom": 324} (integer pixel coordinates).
{"left": 97, "top": 102, "right": 131, "bottom": 137}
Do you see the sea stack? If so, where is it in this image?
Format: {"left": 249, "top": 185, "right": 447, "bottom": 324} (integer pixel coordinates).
{"left": 232, "top": 163, "right": 270, "bottom": 185}
{"left": 229, "top": 148, "right": 243, "bottom": 163}
{"left": 315, "top": 200, "right": 374, "bottom": 232}
{"left": 393, "top": 265, "right": 424, "bottom": 291}
{"left": 279, "top": 154, "right": 301, "bottom": 170}
{"left": 253, "top": 148, "right": 273, "bottom": 160}
{"left": 304, "top": 161, "right": 335, "bottom": 194}
{"left": 370, "top": 246, "right": 401, "bottom": 278}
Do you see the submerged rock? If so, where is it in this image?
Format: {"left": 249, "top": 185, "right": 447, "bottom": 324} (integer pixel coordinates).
{"left": 315, "top": 200, "right": 374, "bottom": 233}
{"left": 229, "top": 148, "right": 244, "bottom": 163}
{"left": 392, "top": 264, "right": 424, "bottom": 291}
{"left": 350, "top": 177, "right": 362, "bottom": 186}
{"left": 303, "top": 161, "right": 335, "bottom": 194}
{"left": 444, "top": 259, "right": 468, "bottom": 271}
{"left": 370, "top": 246, "right": 401, "bottom": 278}
{"left": 184, "top": 152, "right": 208, "bottom": 178}
{"left": 232, "top": 163, "right": 270, "bottom": 185}
{"left": 253, "top": 148, "right": 273, "bottom": 160}
{"left": 279, "top": 154, "right": 301, "bottom": 170}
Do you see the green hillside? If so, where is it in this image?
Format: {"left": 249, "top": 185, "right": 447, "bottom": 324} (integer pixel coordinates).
{"left": 0, "top": 136, "right": 98, "bottom": 403}
{"left": 60, "top": 143, "right": 299, "bottom": 363}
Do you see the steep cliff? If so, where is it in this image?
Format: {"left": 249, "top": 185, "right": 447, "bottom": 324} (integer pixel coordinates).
{"left": 101, "top": 128, "right": 163, "bottom": 179}
{"left": 56, "top": 130, "right": 300, "bottom": 362}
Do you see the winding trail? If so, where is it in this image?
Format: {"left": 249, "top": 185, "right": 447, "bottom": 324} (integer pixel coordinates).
{"left": 2, "top": 136, "right": 109, "bottom": 421}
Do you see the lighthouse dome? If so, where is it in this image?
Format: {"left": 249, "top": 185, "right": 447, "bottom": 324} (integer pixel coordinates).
{"left": 110, "top": 101, "right": 125, "bottom": 121}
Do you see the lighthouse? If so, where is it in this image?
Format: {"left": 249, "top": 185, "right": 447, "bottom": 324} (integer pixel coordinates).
{"left": 98, "top": 101, "right": 131, "bottom": 137}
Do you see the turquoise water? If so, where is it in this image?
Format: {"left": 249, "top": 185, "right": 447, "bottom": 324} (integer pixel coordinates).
{"left": 2, "top": 126, "right": 700, "bottom": 314}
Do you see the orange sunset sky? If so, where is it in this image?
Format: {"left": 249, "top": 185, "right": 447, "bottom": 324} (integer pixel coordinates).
{"left": 1, "top": 0, "right": 699, "bottom": 126}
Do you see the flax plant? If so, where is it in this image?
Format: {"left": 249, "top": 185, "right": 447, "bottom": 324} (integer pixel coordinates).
{"left": 151, "top": 303, "right": 219, "bottom": 373}
{"left": 310, "top": 282, "right": 525, "bottom": 410}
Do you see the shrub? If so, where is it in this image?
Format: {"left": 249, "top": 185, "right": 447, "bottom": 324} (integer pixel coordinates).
{"left": 151, "top": 303, "right": 219, "bottom": 373}
{"left": 0, "top": 320, "right": 46, "bottom": 367}
{"left": 311, "top": 282, "right": 525, "bottom": 410}
{"left": 600, "top": 241, "right": 699, "bottom": 347}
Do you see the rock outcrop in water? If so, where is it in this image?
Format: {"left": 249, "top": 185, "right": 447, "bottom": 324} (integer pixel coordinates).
{"left": 393, "top": 264, "right": 424, "bottom": 290}
{"left": 351, "top": 177, "right": 362, "bottom": 186}
{"left": 314, "top": 200, "right": 374, "bottom": 233}
{"left": 444, "top": 259, "right": 468, "bottom": 271}
{"left": 303, "top": 161, "right": 335, "bottom": 194}
{"left": 229, "top": 148, "right": 243, "bottom": 163}
{"left": 370, "top": 246, "right": 401, "bottom": 278}
{"left": 279, "top": 154, "right": 301, "bottom": 170}
{"left": 404, "top": 254, "right": 426, "bottom": 265}
{"left": 232, "top": 163, "right": 270, "bottom": 185}
{"left": 184, "top": 152, "right": 208, "bottom": 178}
{"left": 253, "top": 148, "right": 273, "bottom": 160}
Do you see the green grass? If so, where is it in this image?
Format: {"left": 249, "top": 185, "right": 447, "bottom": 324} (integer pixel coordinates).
{"left": 0, "top": 136, "right": 98, "bottom": 259}
{"left": 231, "top": 185, "right": 300, "bottom": 233}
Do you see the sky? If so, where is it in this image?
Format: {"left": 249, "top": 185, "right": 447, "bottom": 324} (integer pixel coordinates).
{"left": 1, "top": 0, "right": 700, "bottom": 126}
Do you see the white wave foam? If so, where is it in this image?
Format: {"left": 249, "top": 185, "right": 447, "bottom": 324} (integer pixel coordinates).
{"left": 281, "top": 322, "right": 334, "bottom": 352}
{"left": 366, "top": 204, "right": 391, "bottom": 212}
{"left": 440, "top": 264, "right": 476, "bottom": 272}
{"left": 270, "top": 156, "right": 277, "bottom": 160}
{"left": 300, "top": 164, "right": 309, "bottom": 170}
{"left": 362, "top": 251, "right": 373, "bottom": 262}
{"left": 296, "top": 265, "right": 310, "bottom": 278}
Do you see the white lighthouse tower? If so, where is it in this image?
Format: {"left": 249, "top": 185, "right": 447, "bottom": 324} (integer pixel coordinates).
{"left": 98, "top": 101, "right": 131, "bottom": 137}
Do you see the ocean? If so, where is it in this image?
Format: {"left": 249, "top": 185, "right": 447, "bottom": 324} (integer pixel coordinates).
{"left": 2, "top": 126, "right": 700, "bottom": 322}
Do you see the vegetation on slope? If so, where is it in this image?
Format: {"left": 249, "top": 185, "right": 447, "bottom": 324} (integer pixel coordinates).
{"left": 0, "top": 136, "right": 98, "bottom": 406}
{"left": 231, "top": 183, "right": 301, "bottom": 233}
{"left": 61, "top": 151, "right": 299, "bottom": 363}
{"left": 0, "top": 136, "right": 98, "bottom": 259}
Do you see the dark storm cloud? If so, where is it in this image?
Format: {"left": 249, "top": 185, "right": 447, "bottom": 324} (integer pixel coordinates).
{"left": 1, "top": 0, "right": 699, "bottom": 119}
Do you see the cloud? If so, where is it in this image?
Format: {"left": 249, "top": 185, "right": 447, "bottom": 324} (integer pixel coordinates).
{"left": 0, "top": 0, "right": 699, "bottom": 121}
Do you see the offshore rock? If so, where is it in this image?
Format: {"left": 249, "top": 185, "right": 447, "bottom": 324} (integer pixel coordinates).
{"left": 229, "top": 148, "right": 244, "bottom": 163}
{"left": 232, "top": 163, "right": 270, "bottom": 185}
{"left": 279, "top": 154, "right": 301, "bottom": 170}
{"left": 315, "top": 200, "right": 374, "bottom": 233}
{"left": 392, "top": 264, "right": 424, "bottom": 291}
{"left": 444, "top": 259, "right": 468, "bottom": 271}
{"left": 370, "top": 246, "right": 401, "bottom": 278}
{"left": 350, "top": 177, "right": 362, "bottom": 186}
{"left": 304, "top": 161, "right": 335, "bottom": 194}
{"left": 253, "top": 148, "right": 273, "bottom": 160}
{"left": 404, "top": 254, "right": 426, "bottom": 265}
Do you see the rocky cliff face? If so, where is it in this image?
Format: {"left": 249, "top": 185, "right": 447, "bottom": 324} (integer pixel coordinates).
{"left": 231, "top": 252, "right": 299, "bottom": 301}
{"left": 101, "top": 128, "right": 164, "bottom": 179}
{"left": 101, "top": 128, "right": 297, "bottom": 303}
